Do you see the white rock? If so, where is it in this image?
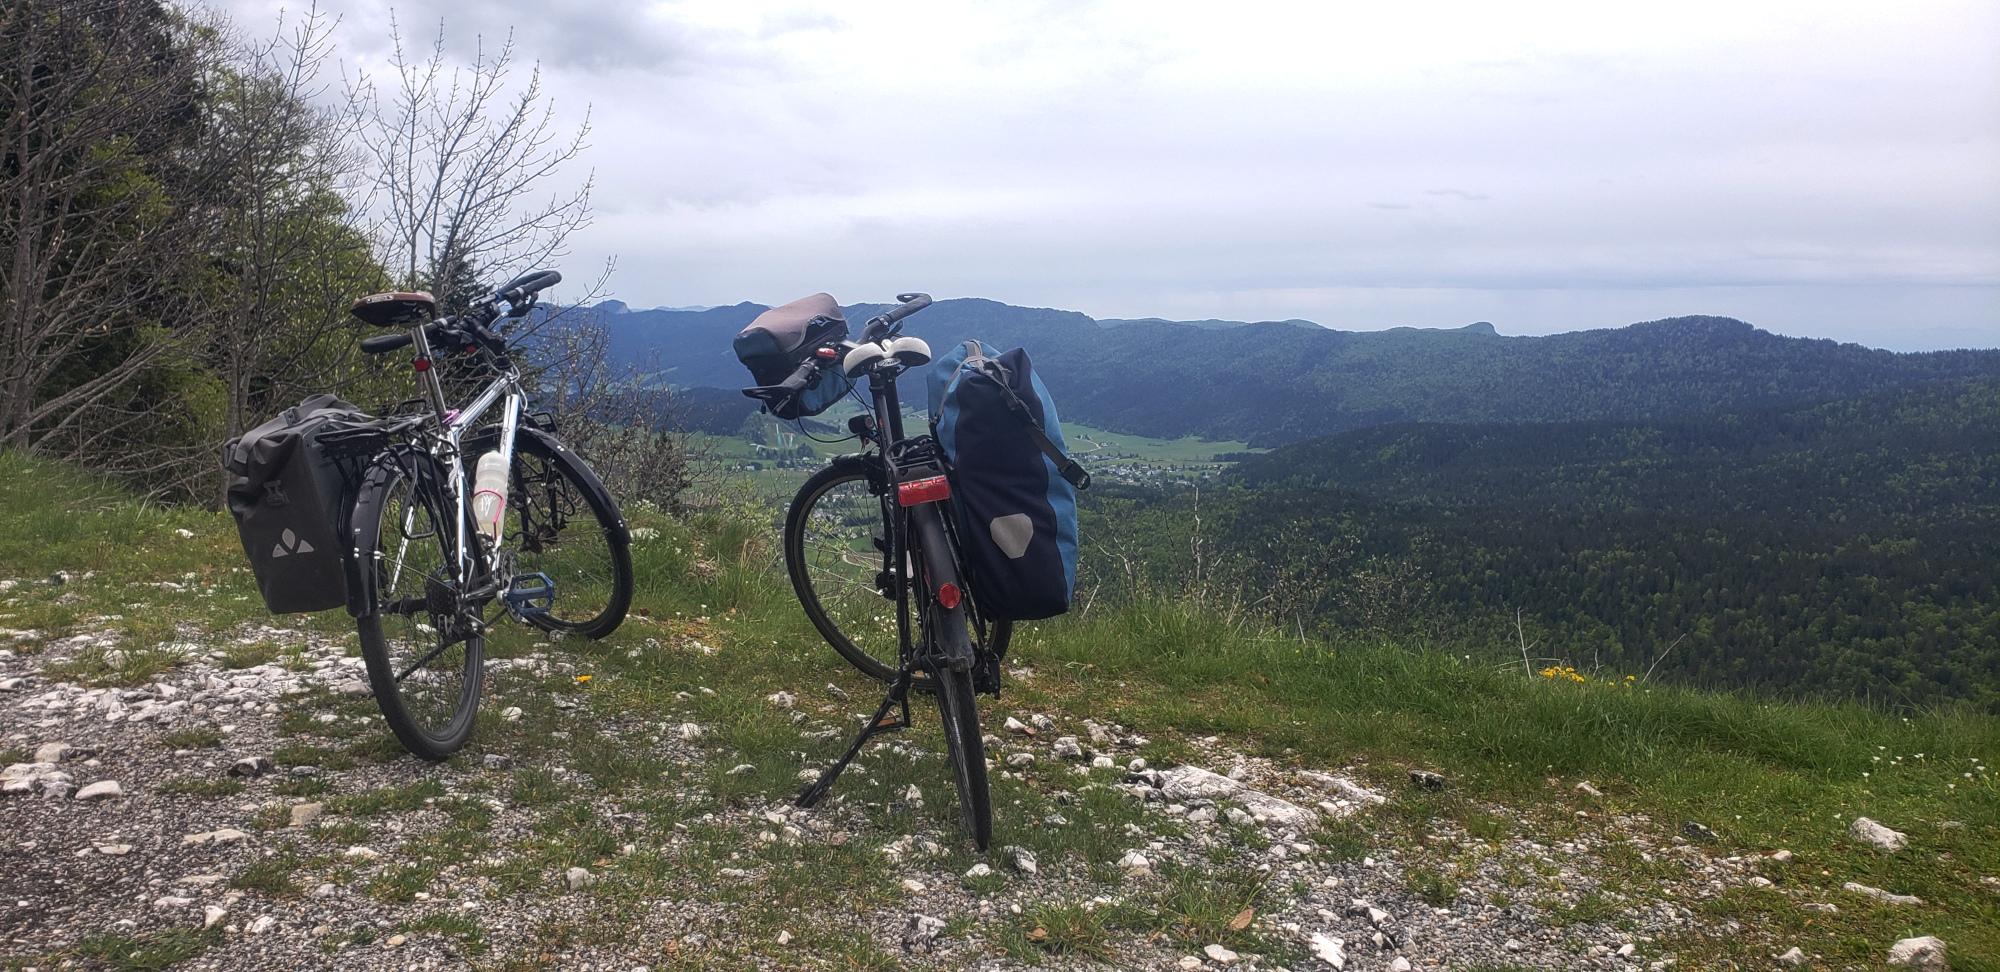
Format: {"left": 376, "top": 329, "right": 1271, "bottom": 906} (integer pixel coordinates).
{"left": 1159, "top": 765, "right": 1317, "bottom": 829}
{"left": 1843, "top": 881, "right": 1923, "bottom": 906}
{"left": 1178, "top": 957, "right": 1203, "bottom": 970}
{"left": 964, "top": 863, "right": 994, "bottom": 878}
{"left": 343, "top": 845, "right": 380, "bottom": 860}
{"left": 1618, "top": 943, "right": 1637, "bottom": 957}
{"left": 1886, "top": 936, "right": 1946, "bottom": 971}
{"left": 95, "top": 844, "right": 133, "bottom": 855}
{"left": 901, "top": 878, "right": 926, "bottom": 892}
{"left": 1203, "top": 943, "right": 1240, "bottom": 964}
{"left": 1848, "top": 817, "right": 1907, "bottom": 852}
{"left": 777, "top": 930, "right": 793, "bottom": 944}
{"left": 1768, "top": 849, "right": 1795, "bottom": 862}
{"left": 1574, "top": 781, "right": 1604, "bottom": 797}
{"left": 1309, "top": 933, "right": 1347, "bottom": 969}
{"left": 1389, "top": 958, "right": 1412, "bottom": 972}
{"left": 501, "top": 706, "right": 523, "bottom": 721}
{"left": 203, "top": 906, "right": 227, "bottom": 928}
{"left": 1052, "top": 736, "right": 1084, "bottom": 759}
{"left": 248, "top": 915, "right": 276, "bottom": 934}
{"left": 181, "top": 829, "right": 249, "bottom": 845}
{"left": 565, "top": 866, "right": 596, "bottom": 891}
{"left": 1003, "top": 716, "right": 1032, "bottom": 734}
{"left": 678, "top": 722, "right": 704, "bottom": 740}
{"left": 33, "top": 742, "right": 69, "bottom": 763}
{"left": 766, "top": 691, "right": 796, "bottom": 709}
{"left": 1118, "top": 850, "right": 1151, "bottom": 874}
{"left": 1775, "top": 947, "right": 1806, "bottom": 967}
{"left": 1010, "top": 847, "right": 1038, "bottom": 874}
{"left": 73, "top": 780, "right": 122, "bottom": 801}
{"left": 152, "top": 896, "right": 194, "bottom": 909}
{"left": 289, "top": 803, "right": 324, "bottom": 828}
{"left": 727, "top": 764, "right": 757, "bottom": 776}
{"left": 1007, "top": 752, "right": 1035, "bottom": 767}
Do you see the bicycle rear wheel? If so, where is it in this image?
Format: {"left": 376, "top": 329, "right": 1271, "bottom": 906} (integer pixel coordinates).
{"left": 935, "top": 665, "right": 992, "bottom": 849}
{"left": 786, "top": 461, "right": 1011, "bottom": 687}
{"left": 353, "top": 454, "right": 486, "bottom": 760}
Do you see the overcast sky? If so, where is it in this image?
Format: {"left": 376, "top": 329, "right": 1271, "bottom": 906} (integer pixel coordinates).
{"left": 218, "top": 0, "right": 1998, "bottom": 350}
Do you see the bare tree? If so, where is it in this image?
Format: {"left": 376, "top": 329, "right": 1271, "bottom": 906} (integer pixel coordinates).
{"left": 196, "top": 4, "right": 385, "bottom": 498}
{"left": 0, "top": 0, "right": 216, "bottom": 458}
{"left": 527, "top": 313, "right": 708, "bottom": 513}
{"left": 354, "top": 19, "right": 593, "bottom": 310}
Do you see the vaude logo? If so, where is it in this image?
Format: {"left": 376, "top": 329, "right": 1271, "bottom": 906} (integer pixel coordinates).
{"left": 271, "top": 528, "right": 315, "bottom": 558}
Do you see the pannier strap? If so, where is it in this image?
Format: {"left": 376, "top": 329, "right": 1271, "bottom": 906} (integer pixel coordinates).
{"left": 963, "top": 343, "right": 1091, "bottom": 491}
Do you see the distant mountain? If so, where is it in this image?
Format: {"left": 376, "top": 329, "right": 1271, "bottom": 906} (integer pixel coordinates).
{"left": 1095, "top": 316, "right": 1326, "bottom": 330}
{"left": 587, "top": 298, "right": 2000, "bottom": 446}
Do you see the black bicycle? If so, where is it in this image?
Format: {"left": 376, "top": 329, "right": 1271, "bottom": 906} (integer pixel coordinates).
{"left": 343, "top": 271, "right": 633, "bottom": 758}
{"left": 748, "top": 293, "right": 1007, "bottom": 849}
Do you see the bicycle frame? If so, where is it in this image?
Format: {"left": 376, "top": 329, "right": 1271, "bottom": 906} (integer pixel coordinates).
{"left": 393, "top": 325, "right": 527, "bottom": 601}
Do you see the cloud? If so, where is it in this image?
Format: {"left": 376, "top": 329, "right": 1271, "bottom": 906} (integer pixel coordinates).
{"left": 209, "top": 0, "right": 2000, "bottom": 349}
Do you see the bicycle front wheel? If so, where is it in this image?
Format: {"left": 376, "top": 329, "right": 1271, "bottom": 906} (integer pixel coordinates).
{"left": 353, "top": 454, "right": 486, "bottom": 760}
{"left": 786, "top": 462, "right": 905, "bottom": 684}
{"left": 500, "top": 432, "right": 633, "bottom": 639}
{"left": 935, "top": 666, "right": 993, "bottom": 849}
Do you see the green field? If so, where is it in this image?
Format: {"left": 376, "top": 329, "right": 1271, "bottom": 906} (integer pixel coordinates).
{"left": 698, "top": 411, "right": 1261, "bottom": 498}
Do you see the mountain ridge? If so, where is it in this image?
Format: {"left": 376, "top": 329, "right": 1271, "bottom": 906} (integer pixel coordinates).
{"left": 588, "top": 297, "right": 2000, "bottom": 446}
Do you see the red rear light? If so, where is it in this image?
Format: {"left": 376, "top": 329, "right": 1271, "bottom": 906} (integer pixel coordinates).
{"left": 897, "top": 475, "right": 951, "bottom": 507}
{"left": 938, "top": 583, "right": 961, "bottom": 609}
{"left": 815, "top": 347, "right": 839, "bottom": 358}
{"left": 413, "top": 356, "right": 431, "bottom": 372}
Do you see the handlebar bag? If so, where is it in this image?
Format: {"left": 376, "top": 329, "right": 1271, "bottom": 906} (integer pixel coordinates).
{"left": 734, "top": 293, "right": 852, "bottom": 419}
{"left": 927, "top": 340, "right": 1087, "bottom": 621}
{"left": 221, "top": 394, "right": 378, "bottom": 614}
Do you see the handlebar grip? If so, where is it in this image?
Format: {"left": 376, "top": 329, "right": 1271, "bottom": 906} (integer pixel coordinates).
{"left": 494, "top": 270, "right": 562, "bottom": 304}
{"left": 860, "top": 292, "right": 933, "bottom": 342}
{"left": 779, "top": 356, "right": 820, "bottom": 392}
{"left": 360, "top": 332, "right": 414, "bottom": 355}
{"left": 886, "top": 293, "right": 932, "bottom": 322}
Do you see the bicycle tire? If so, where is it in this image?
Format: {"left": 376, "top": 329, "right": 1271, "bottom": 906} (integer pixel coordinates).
{"left": 468, "top": 428, "right": 633, "bottom": 638}
{"left": 935, "top": 665, "right": 993, "bottom": 849}
{"left": 353, "top": 453, "right": 486, "bottom": 760}
{"left": 785, "top": 462, "right": 1012, "bottom": 687}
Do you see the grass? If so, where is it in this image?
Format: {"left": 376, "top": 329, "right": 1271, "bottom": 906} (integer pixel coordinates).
{"left": 158, "top": 777, "right": 244, "bottom": 797}
{"left": 3, "top": 447, "right": 1996, "bottom": 969}
{"left": 70, "top": 928, "right": 221, "bottom": 970}
{"left": 161, "top": 727, "right": 223, "bottom": 749}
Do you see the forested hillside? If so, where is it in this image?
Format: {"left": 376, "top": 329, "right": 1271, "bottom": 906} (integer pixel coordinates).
{"left": 1080, "top": 378, "right": 2000, "bottom": 711}
{"left": 604, "top": 299, "right": 2000, "bottom": 446}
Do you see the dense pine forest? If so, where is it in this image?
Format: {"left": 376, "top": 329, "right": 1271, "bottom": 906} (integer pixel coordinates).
{"left": 1079, "top": 376, "right": 2000, "bottom": 712}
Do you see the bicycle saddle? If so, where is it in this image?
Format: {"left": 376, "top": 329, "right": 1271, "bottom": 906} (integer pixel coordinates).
{"left": 842, "top": 336, "right": 931, "bottom": 377}
{"left": 350, "top": 291, "right": 437, "bottom": 328}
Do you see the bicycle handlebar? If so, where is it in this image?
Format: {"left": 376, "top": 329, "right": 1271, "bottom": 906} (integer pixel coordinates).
{"left": 485, "top": 270, "right": 561, "bottom": 306}
{"left": 860, "top": 293, "right": 932, "bottom": 343}
{"left": 360, "top": 332, "right": 413, "bottom": 355}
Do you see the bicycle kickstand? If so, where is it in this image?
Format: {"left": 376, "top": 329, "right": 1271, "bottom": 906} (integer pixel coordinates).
{"left": 796, "top": 669, "right": 914, "bottom": 808}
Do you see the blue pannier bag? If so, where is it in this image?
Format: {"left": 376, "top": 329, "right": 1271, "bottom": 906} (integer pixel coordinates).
{"left": 734, "top": 293, "right": 853, "bottom": 420}
{"left": 928, "top": 340, "right": 1090, "bottom": 621}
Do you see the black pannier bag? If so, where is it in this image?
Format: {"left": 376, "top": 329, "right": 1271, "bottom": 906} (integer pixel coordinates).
{"left": 222, "top": 394, "right": 384, "bottom": 614}
{"left": 927, "top": 341, "right": 1089, "bottom": 621}
{"left": 733, "top": 292, "right": 852, "bottom": 419}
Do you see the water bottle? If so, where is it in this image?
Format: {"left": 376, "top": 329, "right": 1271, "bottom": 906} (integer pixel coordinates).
{"left": 471, "top": 451, "right": 509, "bottom": 542}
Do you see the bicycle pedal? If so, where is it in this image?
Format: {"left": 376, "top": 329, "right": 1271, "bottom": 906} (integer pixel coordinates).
{"left": 504, "top": 572, "right": 556, "bottom": 616}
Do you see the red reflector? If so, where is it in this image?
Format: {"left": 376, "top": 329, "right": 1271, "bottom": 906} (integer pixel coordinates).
{"left": 413, "top": 356, "right": 431, "bottom": 372}
{"left": 938, "top": 583, "right": 961, "bottom": 609}
{"left": 896, "top": 475, "right": 951, "bottom": 506}
{"left": 815, "top": 347, "right": 839, "bottom": 358}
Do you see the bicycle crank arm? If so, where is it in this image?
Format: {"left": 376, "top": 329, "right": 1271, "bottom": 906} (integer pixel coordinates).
{"left": 797, "top": 671, "right": 914, "bottom": 808}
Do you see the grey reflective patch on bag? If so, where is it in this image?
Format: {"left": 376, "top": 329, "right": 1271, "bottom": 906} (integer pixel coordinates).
{"left": 989, "top": 513, "right": 1034, "bottom": 559}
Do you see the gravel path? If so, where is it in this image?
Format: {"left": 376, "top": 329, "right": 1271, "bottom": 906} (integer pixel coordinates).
{"left": 1, "top": 622, "right": 1795, "bottom": 971}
